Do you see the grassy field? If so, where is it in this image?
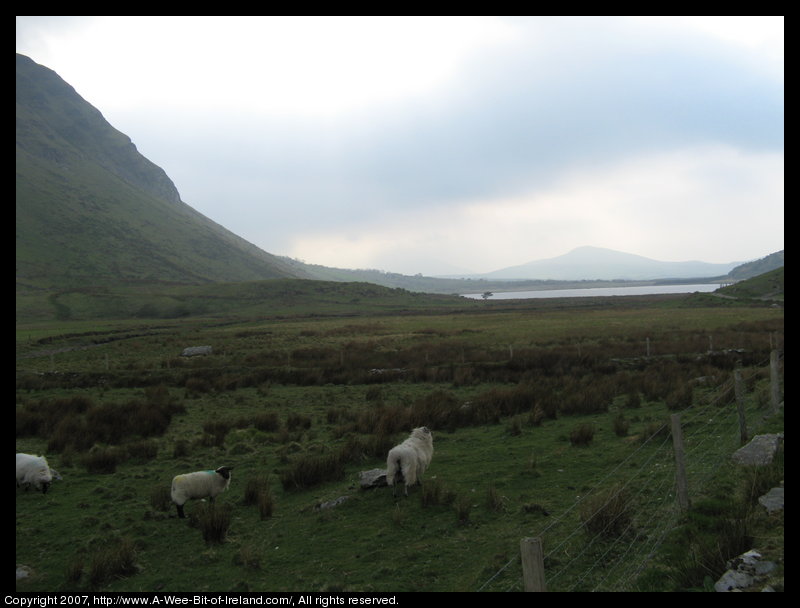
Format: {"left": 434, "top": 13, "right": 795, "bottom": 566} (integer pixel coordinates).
{"left": 16, "top": 296, "right": 784, "bottom": 592}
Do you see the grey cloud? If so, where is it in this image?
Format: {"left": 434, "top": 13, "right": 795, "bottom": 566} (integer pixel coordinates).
{"left": 116, "top": 17, "right": 783, "bottom": 255}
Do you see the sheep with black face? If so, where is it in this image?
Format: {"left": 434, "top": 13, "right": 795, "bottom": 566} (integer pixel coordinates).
{"left": 170, "top": 466, "right": 233, "bottom": 518}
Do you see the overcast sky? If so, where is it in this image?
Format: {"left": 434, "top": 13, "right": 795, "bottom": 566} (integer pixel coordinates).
{"left": 16, "top": 16, "right": 783, "bottom": 276}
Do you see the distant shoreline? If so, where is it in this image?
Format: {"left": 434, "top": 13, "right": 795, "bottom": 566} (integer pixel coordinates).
{"left": 461, "top": 283, "right": 720, "bottom": 300}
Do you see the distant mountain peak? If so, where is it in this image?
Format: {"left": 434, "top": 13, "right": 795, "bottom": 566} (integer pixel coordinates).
{"left": 482, "top": 247, "right": 740, "bottom": 281}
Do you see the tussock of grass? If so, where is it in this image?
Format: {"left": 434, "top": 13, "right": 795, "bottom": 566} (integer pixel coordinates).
{"left": 82, "top": 537, "right": 138, "bottom": 589}
{"left": 579, "top": 484, "right": 634, "bottom": 538}
{"left": 15, "top": 305, "right": 782, "bottom": 592}
{"left": 191, "top": 503, "right": 232, "bottom": 545}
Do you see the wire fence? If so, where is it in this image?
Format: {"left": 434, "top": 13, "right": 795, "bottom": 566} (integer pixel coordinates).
{"left": 477, "top": 353, "right": 782, "bottom": 592}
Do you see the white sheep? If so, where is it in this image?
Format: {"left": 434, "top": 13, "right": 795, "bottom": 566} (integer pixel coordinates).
{"left": 170, "top": 466, "right": 233, "bottom": 518}
{"left": 16, "top": 453, "right": 54, "bottom": 494}
{"left": 386, "top": 427, "right": 434, "bottom": 497}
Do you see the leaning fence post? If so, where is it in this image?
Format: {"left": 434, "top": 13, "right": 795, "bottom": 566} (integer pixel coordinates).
{"left": 670, "top": 414, "right": 690, "bottom": 512}
{"left": 520, "top": 537, "right": 546, "bottom": 591}
{"left": 770, "top": 350, "right": 781, "bottom": 414}
{"left": 734, "top": 369, "right": 748, "bottom": 445}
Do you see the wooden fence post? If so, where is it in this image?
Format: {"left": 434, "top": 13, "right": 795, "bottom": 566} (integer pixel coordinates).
{"left": 770, "top": 350, "right": 781, "bottom": 414}
{"left": 734, "top": 369, "right": 748, "bottom": 445}
{"left": 670, "top": 414, "right": 690, "bottom": 512}
{"left": 520, "top": 537, "right": 547, "bottom": 591}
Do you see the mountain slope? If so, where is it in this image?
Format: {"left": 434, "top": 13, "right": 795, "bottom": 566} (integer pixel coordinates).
{"left": 727, "top": 250, "right": 784, "bottom": 281}
{"left": 16, "top": 53, "right": 312, "bottom": 290}
{"left": 717, "top": 267, "right": 784, "bottom": 300}
{"left": 481, "top": 246, "right": 740, "bottom": 280}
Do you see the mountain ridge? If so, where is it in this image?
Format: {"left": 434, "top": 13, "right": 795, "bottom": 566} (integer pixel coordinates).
{"left": 16, "top": 53, "right": 783, "bottom": 307}
{"left": 467, "top": 245, "right": 743, "bottom": 281}
{"left": 16, "top": 53, "right": 313, "bottom": 290}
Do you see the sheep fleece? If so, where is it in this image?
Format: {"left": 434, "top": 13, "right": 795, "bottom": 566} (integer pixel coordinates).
{"left": 386, "top": 427, "right": 434, "bottom": 489}
{"left": 16, "top": 453, "right": 53, "bottom": 492}
{"left": 171, "top": 469, "right": 231, "bottom": 505}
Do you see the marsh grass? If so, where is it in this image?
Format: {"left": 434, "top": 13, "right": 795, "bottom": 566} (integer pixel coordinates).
{"left": 15, "top": 305, "right": 782, "bottom": 592}
{"left": 579, "top": 484, "right": 634, "bottom": 538}
{"left": 280, "top": 452, "right": 345, "bottom": 491}
{"left": 242, "top": 474, "right": 275, "bottom": 520}
{"left": 420, "top": 478, "right": 456, "bottom": 508}
{"left": 86, "top": 537, "right": 138, "bottom": 589}
{"left": 569, "top": 423, "right": 595, "bottom": 446}
{"left": 192, "top": 502, "right": 232, "bottom": 545}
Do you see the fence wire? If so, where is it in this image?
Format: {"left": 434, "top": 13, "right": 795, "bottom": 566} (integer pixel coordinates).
{"left": 477, "top": 355, "right": 780, "bottom": 592}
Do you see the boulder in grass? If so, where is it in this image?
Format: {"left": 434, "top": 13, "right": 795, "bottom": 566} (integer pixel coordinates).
{"left": 181, "top": 346, "right": 213, "bottom": 357}
{"left": 731, "top": 433, "right": 783, "bottom": 466}
{"left": 359, "top": 469, "right": 387, "bottom": 489}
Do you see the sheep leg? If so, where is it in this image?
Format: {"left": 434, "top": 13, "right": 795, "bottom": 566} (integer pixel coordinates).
{"left": 176, "top": 504, "right": 186, "bottom": 518}
{"left": 392, "top": 466, "right": 405, "bottom": 498}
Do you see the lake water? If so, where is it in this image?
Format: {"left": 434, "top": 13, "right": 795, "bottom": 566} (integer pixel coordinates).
{"left": 462, "top": 283, "right": 720, "bottom": 300}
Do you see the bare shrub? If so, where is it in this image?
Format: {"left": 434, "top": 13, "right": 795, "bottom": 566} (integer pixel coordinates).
{"left": 192, "top": 502, "right": 232, "bottom": 544}
{"left": 529, "top": 404, "right": 546, "bottom": 427}
{"left": 172, "top": 439, "right": 190, "bottom": 458}
{"left": 580, "top": 484, "right": 634, "bottom": 538}
{"left": 454, "top": 494, "right": 472, "bottom": 525}
{"left": 81, "top": 446, "right": 126, "bottom": 474}
{"left": 420, "top": 478, "right": 455, "bottom": 508}
{"left": 127, "top": 439, "right": 158, "bottom": 462}
{"left": 87, "top": 537, "right": 137, "bottom": 588}
{"left": 253, "top": 411, "right": 280, "bottom": 432}
{"left": 202, "top": 420, "right": 230, "bottom": 446}
{"left": 242, "top": 475, "right": 270, "bottom": 506}
{"left": 280, "top": 452, "right": 345, "bottom": 491}
{"left": 286, "top": 412, "right": 312, "bottom": 431}
{"left": 625, "top": 392, "right": 642, "bottom": 409}
{"left": 233, "top": 544, "right": 262, "bottom": 570}
{"left": 64, "top": 556, "right": 84, "bottom": 585}
{"left": 612, "top": 413, "right": 630, "bottom": 437}
{"left": 339, "top": 434, "right": 393, "bottom": 463}
{"left": 665, "top": 384, "right": 694, "bottom": 411}
{"left": 486, "top": 484, "right": 506, "bottom": 512}
{"left": 506, "top": 415, "right": 523, "bottom": 436}
{"left": 365, "top": 385, "right": 383, "bottom": 402}
{"left": 149, "top": 484, "right": 172, "bottom": 512}
{"left": 640, "top": 420, "right": 669, "bottom": 444}
{"left": 569, "top": 423, "right": 595, "bottom": 447}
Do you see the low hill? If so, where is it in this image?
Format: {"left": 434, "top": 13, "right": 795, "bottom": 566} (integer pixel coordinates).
{"left": 479, "top": 246, "right": 740, "bottom": 280}
{"left": 16, "top": 53, "right": 312, "bottom": 293}
{"left": 717, "top": 267, "right": 784, "bottom": 301}
{"left": 17, "top": 278, "right": 477, "bottom": 323}
{"left": 727, "top": 250, "right": 784, "bottom": 281}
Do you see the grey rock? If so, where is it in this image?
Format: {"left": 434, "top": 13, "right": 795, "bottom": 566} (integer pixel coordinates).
{"left": 758, "top": 487, "right": 784, "bottom": 514}
{"left": 181, "top": 346, "right": 213, "bottom": 357}
{"left": 715, "top": 550, "right": 779, "bottom": 592}
{"left": 315, "top": 496, "right": 349, "bottom": 510}
{"left": 359, "top": 468, "right": 387, "bottom": 489}
{"left": 715, "top": 568, "right": 753, "bottom": 592}
{"left": 16, "top": 565, "right": 32, "bottom": 580}
{"left": 732, "top": 433, "right": 783, "bottom": 466}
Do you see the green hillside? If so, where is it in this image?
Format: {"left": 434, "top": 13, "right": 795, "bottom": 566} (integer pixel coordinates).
{"left": 727, "top": 250, "right": 784, "bottom": 281}
{"left": 718, "top": 267, "right": 784, "bottom": 301}
{"left": 16, "top": 53, "right": 312, "bottom": 292}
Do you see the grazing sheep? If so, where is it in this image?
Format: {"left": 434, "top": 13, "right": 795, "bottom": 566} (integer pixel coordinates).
{"left": 386, "top": 427, "right": 434, "bottom": 497}
{"left": 16, "top": 453, "right": 54, "bottom": 494}
{"left": 171, "top": 466, "right": 233, "bottom": 518}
